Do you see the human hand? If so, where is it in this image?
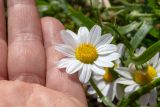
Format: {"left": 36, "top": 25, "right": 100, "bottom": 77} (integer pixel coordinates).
{"left": 0, "top": 0, "right": 87, "bottom": 107}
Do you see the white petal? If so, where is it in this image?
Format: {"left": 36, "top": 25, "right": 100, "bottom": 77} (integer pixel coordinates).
{"left": 97, "top": 81, "right": 106, "bottom": 89}
{"left": 157, "top": 72, "right": 160, "bottom": 78}
{"left": 79, "top": 64, "right": 92, "bottom": 83}
{"left": 99, "top": 53, "right": 120, "bottom": 62}
{"left": 61, "top": 30, "right": 77, "bottom": 48}
{"left": 91, "top": 64, "right": 105, "bottom": 75}
{"left": 97, "top": 44, "right": 117, "bottom": 55}
{"left": 149, "top": 53, "right": 159, "bottom": 68}
{"left": 139, "top": 94, "right": 150, "bottom": 106}
{"left": 101, "top": 84, "right": 110, "bottom": 96}
{"left": 149, "top": 88, "right": 157, "bottom": 106}
{"left": 56, "top": 58, "right": 74, "bottom": 68}
{"left": 124, "top": 84, "right": 138, "bottom": 94}
{"left": 115, "top": 84, "right": 125, "bottom": 100}
{"left": 93, "top": 74, "right": 103, "bottom": 81}
{"left": 88, "top": 87, "right": 96, "bottom": 95}
{"left": 115, "top": 67, "right": 132, "bottom": 79}
{"left": 95, "top": 33, "right": 113, "bottom": 47}
{"left": 107, "top": 83, "right": 116, "bottom": 101}
{"left": 66, "top": 60, "right": 83, "bottom": 74}
{"left": 55, "top": 44, "right": 75, "bottom": 57}
{"left": 136, "top": 47, "right": 146, "bottom": 56}
{"left": 94, "top": 59, "right": 114, "bottom": 68}
{"left": 116, "top": 78, "right": 136, "bottom": 85}
{"left": 114, "top": 59, "right": 121, "bottom": 67}
{"left": 89, "top": 25, "right": 101, "bottom": 44}
{"left": 78, "top": 27, "right": 89, "bottom": 43}
{"left": 97, "top": 97, "right": 102, "bottom": 102}
{"left": 102, "top": 84, "right": 116, "bottom": 101}
{"left": 117, "top": 43, "right": 125, "bottom": 56}
{"left": 66, "top": 29, "right": 77, "bottom": 38}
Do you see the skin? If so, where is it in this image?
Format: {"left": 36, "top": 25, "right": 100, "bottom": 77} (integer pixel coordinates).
{"left": 0, "top": 0, "right": 87, "bottom": 107}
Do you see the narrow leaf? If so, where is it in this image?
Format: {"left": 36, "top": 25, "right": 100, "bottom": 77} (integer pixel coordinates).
{"left": 59, "top": 0, "right": 95, "bottom": 28}
{"left": 130, "top": 21, "right": 152, "bottom": 50}
{"left": 118, "top": 21, "right": 141, "bottom": 35}
{"left": 67, "top": 5, "right": 95, "bottom": 28}
{"left": 131, "top": 40, "right": 160, "bottom": 65}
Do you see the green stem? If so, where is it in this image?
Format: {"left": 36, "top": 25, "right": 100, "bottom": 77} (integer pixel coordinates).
{"left": 89, "top": 78, "right": 103, "bottom": 98}
{"left": 119, "top": 0, "right": 143, "bottom": 7}
{"left": 89, "top": 78, "right": 116, "bottom": 107}
{"left": 107, "top": 6, "right": 125, "bottom": 10}
{"left": 131, "top": 13, "right": 154, "bottom": 17}
{"left": 118, "top": 78, "right": 160, "bottom": 107}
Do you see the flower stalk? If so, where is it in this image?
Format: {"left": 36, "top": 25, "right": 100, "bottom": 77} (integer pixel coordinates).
{"left": 89, "top": 78, "right": 116, "bottom": 107}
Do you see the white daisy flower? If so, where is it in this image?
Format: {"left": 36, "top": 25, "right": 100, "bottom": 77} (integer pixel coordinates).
{"left": 55, "top": 25, "right": 120, "bottom": 83}
{"left": 115, "top": 47, "right": 160, "bottom": 106}
{"left": 88, "top": 44, "right": 125, "bottom": 101}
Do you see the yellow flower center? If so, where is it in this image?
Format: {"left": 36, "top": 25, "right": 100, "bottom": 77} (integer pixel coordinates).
{"left": 133, "top": 66, "right": 157, "bottom": 85}
{"left": 75, "top": 43, "right": 98, "bottom": 64}
{"left": 103, "top": 68, "right": 115, "bottom": 82}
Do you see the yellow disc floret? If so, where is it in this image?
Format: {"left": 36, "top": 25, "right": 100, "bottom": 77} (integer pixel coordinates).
{"left": 75, "top": 43, "right": 98, "bottom": 64}
{"left": 103, "top": 68, "right": 115, "bottom": 82}
{"left": 133, "top": 66, "right": 157, "bottom": 85}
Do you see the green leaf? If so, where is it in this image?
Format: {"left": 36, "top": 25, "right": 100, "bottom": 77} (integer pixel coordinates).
{"left": 147, "top": 0, "right": 159, "bottom": 9}
{"left": 131, "top": 40, "right": 160, "bottom": 65}
{"left": 36, "top": 0, "right": 49, "bottom": 12}
{"left": 67, "top": 5, "right": 95, "bottom": 28}
{"left": 130, "top": 21, "right": 152, "bottom": 50}
{"left": 149, "top": 27, "right": 160, "bottom": 39}
{"left": 59, "top": 0, "right": 95, "bottom": 28}
{"left": 118, "top": 21, "right": 141, "bottom": 35}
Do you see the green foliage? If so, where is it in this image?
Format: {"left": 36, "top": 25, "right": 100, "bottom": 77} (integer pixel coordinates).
{"left": 130, "top": 21, "right": 152, "bottom": 50}
{"left": 131, "top": 40, "right": 160, "bottom": 65}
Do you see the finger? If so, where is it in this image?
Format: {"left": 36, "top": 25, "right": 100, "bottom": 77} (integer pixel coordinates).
{"left": 7, "top": 0, "right": 46, "bottom": 85}
{"left": 0, "top": 0, "right": 7, "bottom": 80}
{"left": 41, "top": 17, "right": 87, "bottom": 105}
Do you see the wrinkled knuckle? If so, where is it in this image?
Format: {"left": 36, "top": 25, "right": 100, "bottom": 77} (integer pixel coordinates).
{"left": 11, "top": 73, "right": 43, "bottom": 84}
{"left": 13, "top": 32, "right": 41, "bottom": 42}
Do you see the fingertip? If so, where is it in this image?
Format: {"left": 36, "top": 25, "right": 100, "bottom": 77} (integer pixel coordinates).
{"left": 41, "top": 16, "right": 64, "bottom": 27}
{"left": 41, "top": 17, "right": 65, "bottom": 48}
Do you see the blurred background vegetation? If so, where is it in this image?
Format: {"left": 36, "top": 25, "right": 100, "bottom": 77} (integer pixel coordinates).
{"left": 36, "top": 0, "right": 160, "bottom": 106}
{"left": 36, "top": 0, "right": 160, "bottom": 46}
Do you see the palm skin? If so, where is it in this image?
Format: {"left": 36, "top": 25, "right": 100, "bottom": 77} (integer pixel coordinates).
{"left": 0, "top": 0, "right": 87, "bottom": 107}
{"left": 0, "top": 81, "right": 86, "bottom": 107}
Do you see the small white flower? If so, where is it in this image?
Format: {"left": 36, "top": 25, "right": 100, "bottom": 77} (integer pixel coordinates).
{"left": 88, "top": 44, "right": 125, "bottom": 101}
{"left": 88, "top": 68, "right": 123, "bottom": 101}
{"left": 115, "top": 47, "right": 160, "bottom": 106}
{"left": 55, "top": 25, "right": 120, "bottom": 83}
